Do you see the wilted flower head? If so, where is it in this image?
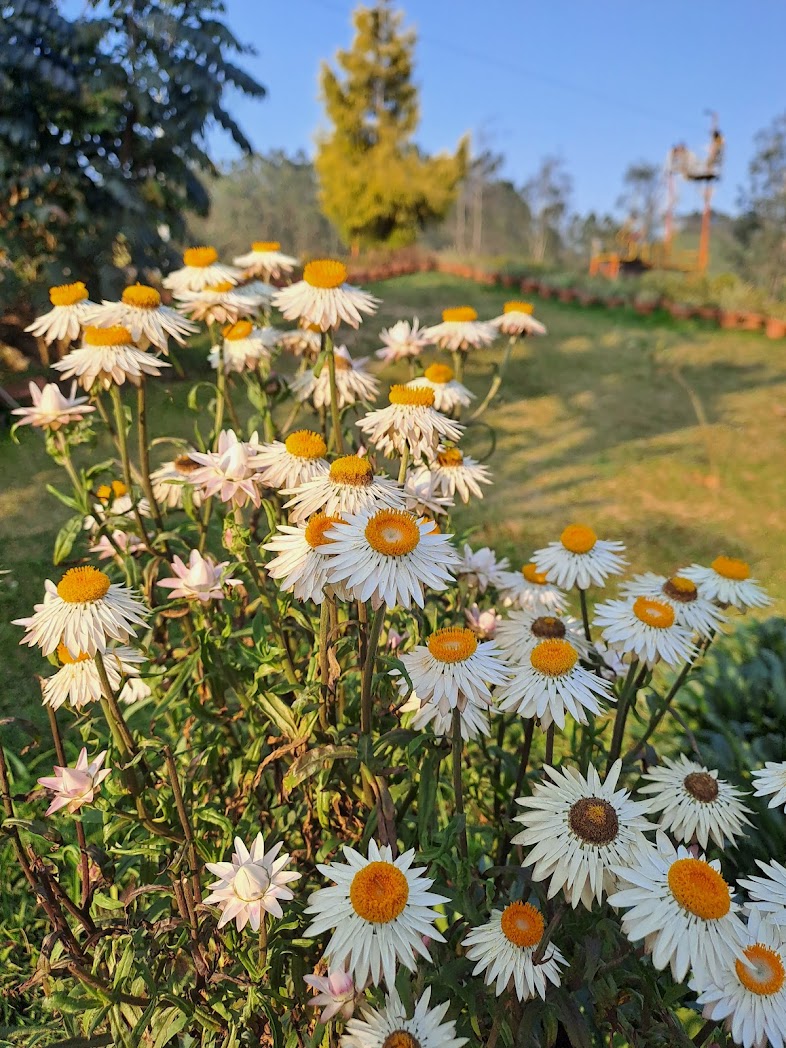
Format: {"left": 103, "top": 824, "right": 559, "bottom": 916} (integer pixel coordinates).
{"left": 37, "top": 748, "right": 111, "bottom": 816}
{"left": 456, "top": 544, "right": 510, "bottom": 593}
{"left": 12, "top": 381, "right": 95, "bottom": 430}
{"left": 464, "top": 602, "right": 501, "bottom": 639}
{"left": 158, "top": 549, "right": 240, "bottom": 602}
{"left": 375, "top": 317, "right": 431, "bottom": 363}
{"left": 304, "top": 967, "right": 365, "bottom": 1023}
{"left": 188, "top": 430, "right": 267, "bottom": 509}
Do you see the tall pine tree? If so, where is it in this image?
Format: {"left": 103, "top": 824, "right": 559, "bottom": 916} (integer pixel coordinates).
{"left": 315, "top": 1, "right": 466, "bottom": 252}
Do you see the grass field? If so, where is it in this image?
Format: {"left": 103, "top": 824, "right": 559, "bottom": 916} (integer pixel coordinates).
{"left": 3, "top": 272, "right": 786, "bottom": 716}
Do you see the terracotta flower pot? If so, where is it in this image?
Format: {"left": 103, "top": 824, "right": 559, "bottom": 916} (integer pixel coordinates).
{"left": 697, "top": 306, "right": 718, "bottom": 322}
{"left": 633, "top": 301, "right": 657, "bottom": 315}
{"left": 765, "top": 317, "right": 786, "bottom": 339}
{"left": 607, "top": 295, "right": 626, "bottom": 308}
{"left": 557, "top": 288, "right": 575, "bottom": 303}
{"left": 718, "top": 309, "right": 741, "bottom": 329}
{"left": 667, "top": 302, "right": 693, "bottom": 320}
{"left": 737, "top": 312, "right": 763, "bottom": 332}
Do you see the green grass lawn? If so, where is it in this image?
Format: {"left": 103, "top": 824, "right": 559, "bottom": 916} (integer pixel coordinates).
{"left": 3, "top": 272, "right": 786, "bottom": 717}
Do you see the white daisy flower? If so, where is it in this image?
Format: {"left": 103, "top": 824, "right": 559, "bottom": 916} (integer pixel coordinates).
{"left": 15, "top": 567, "right": 149, "bottom": 658}
{"left": 496, "top": 638, "right": 612, "bottom": 730}
{"left": 263, "top": 513, "right": 348, "bottom": 605}
{"left": 739, "top": 860, "right": 786, "bottom": 925}
{"left": 119, "top": 675, "right": 152, "bottom": 706}
{"left": 305, "top": 841, "right": 449, "bottom": 988}
{"left": 208, "top": 320, "right": 277, "bottom": 373}
{"left": 12, "top": 381, "right": 95, "bottom": 430}
{"left": 204, "top": 832, "right": 300, "bottom": 932}
{"left": 283, "top": 454, "right": 405, "bottom": 524}
{"left": 188, "top": 430, "right": 266, "bottom": 509}
{"left": 25, "top": 282, "right": 95, "bottom": 344}
{"left": 620, "top": 572, "right": 726, "bottom": 639}
{"left": 319, "top": 508, "right": 458, "bottom": 609}
{"left": 163, "top": 246, "right": 241, "bottom": 293}
{"left": 495, "top": 608, "right": 589, "bottom": 664}
{"left": 158, "top": 549, "right": 240, "bottom": 603}
{"left": 175, "top": 281, "right": 266, "bottom": 326}
{"left": 456, "top": 545, "right": 510, "bottom": 594}
{"left": 421, "top": 447, "right": 491, "bottom": 504}
{"left": 82, "top": 283, "right": 197, "bottom": 350}
{"left": 341, "top": 988, "right": 467, "bottom": 1048}
{"left": 357, "top": 385, "right": 464, "bottom": 463}
{"left": 273, "top": 258, "right": 378, "bottom": 331}
{"left": 490, "top": 300, "right": 547, "bottom": 337}
{"left": 304, "top": 967, "right": 365, "bottom": 1025}
{"left": 497, "top": 563, "right": 568, "bottom": 614}
{"left": 638, "top": 754, "right": 752, "bottom": 849}
{"left": 391, "top": 625, "right": 509, "bottom": 711}
{"left": 278, "top": 323, "right": 322, "bottom": 361}
{"left": 752, "top": 762, "right": 786, "bottom": 814}
{"left": 41, "top": 642, "right": 145, "bottom": 712}
{"left": 53, "top": 325, "right": 170, "bottom": 390}
{"left": 424, "top": 306, "right": 495, "bottom": 352}
{"left": 375, "top": 317, "right": 431, "bottom": 364}
{"left": 289, "top": 344, "right": 379, "bottom": 409}
{"left": 407, "top": 362, "right": 474, "bottom": 412}
{"left": 593, "top": 595, "right": 696, "bottom": 667}
{"left": 680, "top": 557, "right": 772, "bottom": 611}
{"left": 609, "top": 832, "right": 746, "bottom": 984}
{"left": 401, "top": 687, "right": 492, "bottom": 741}
{"left": 233, "top": 240, "right": 298, "bottom": 280}
{"left": 462, "top": 901, "right": 566, "bottom": 1001}
{"left": 38, "top": 748, "right": 111, "bottom": 816}
{"left": 691, "top": 908, "right": 786, "bottom": 1048}
{"left": 512, "top": 759, "right": 653, "bottom": 908}
{"left": 533, "top": 524, "right": 626, "bottom": 590}
{"left": 251, "top": 430, "right": 329, "bottom": 490}
{"left": 150, "top": 453, "right": 204, "bottom": 510}
{"left": 402, "top": 466, "right": 455, "bottom": 517}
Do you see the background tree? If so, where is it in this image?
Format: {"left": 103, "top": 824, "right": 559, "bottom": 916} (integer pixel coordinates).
{"left": 523, "top": 155, "right": 573, "bottom": 264}
{"left": 616, "top": 161, "right": 662, "bottom": 242}
{"left": 315, "top": 0, "right": 467, "bottom": 253}
{"left": 0, "top": 0, "right": 264, "bottom": 315}
{"left": 733, "top": 112, "right": 786, "bottom": 298}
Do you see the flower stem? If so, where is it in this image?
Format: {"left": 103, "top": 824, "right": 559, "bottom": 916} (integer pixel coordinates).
{"left": 397, "top": 445, "right": 410, "bottom": 484}
{"left": 212, "top": 334, "right": 226, "bottom": 450}
{"left": 323, "top": 330, "right": 345, "bottom": 454}
{"left": 496, "top": 717, "right": 535, "bottom": 866}
{"left": 471, "top": 335, "right": 517, "bottom": 421}
{"left": 544, "top": 723, "right": 555, "bottom": 766}
{"left": 46, "top": 703, "right": 90, "bottom": 907}
{"left": 579, "top": 587, "right": 592, "bottom": 643}
{"left": 452, "top": 707, "right": 468, "bottom": 859}
{"left": 136, "top": 383, "right": 165, "bottom": 534}
{"left": 360, "top": 605, "right": 386, "bottom": 736}
{"left": 109, "top": 384, "right": 151, "bottom": 548}
{"left": 607, "top": 658, "right": 640, "bottom": 770}
{"left": 532, "top": 901, "right": 566, "bottom": 965}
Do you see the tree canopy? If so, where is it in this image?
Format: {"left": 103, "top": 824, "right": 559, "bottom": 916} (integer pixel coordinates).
{"left": 315, "top": 0, "right": 467, "bottom": 252}
{"left": 0, "top": 0, "right": 265, "bottom": 309}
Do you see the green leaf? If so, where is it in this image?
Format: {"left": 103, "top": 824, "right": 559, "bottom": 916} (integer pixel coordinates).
{"left": 53, "top": 514, "right": 85, "bottom": 564}
{"left": 283, "top": 744, "right": 356, "bottom": 791}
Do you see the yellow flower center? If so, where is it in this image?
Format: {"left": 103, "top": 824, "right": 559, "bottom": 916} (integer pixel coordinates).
{"left": 333, "top": 352, "right": 353, "bottom": 371}
{"left": 568, "top": 797, "right": 620, "bottom": 844}
{"left": 329, "top": 455, "right": 373, "bottom": 486}
{"left": 560, "top": 524, "right": 597, "bottom": 554}
{"left": 56, "top": 642, "right": 91, "bottom": 665}
{"left": 504, "top": 301, "right": 534, "bottom": 315}
{"left": 365, "top": 510, "right": 421, "bottom": 557}
{"left": 663, "top": 576, "right": 698, "bottom": 603}
{"left": 96, "top": 480, "right": 128, "bottom": 503}
{"left": 84, "top": 325, "right": 132, "bottom": 347}
{"left": 632, "top": 596, "right": 675, "bottom": 629}
{"left": 735, "top": 944, "right": 786, "bottom": 996}
{"left": 56, "top": 566, "right": 111, "bottom": 604}
{"left": 424, "top": 363, "right": 454, "bottom": 384}
{"left": 500, "top": 901, "right": 544, "bottom": 948}
{"left": 530, "top": 638, "right": 578, "bottom": 677}
{"left": 303, "top": 259, "right": 347, "bottom": 289}
{"left": 349, "top": 861, "right": 409, "bottom": 923}
{"left": 285, "top": 430, "right": 327, "bottom": 460}
{"left": 388, "top": 385, "right": 435, "bottom": 407}
{"left": 382, "top": 1034, "right": 420, "bottom": 1048}
{"left": 442, "top": 306, "right": 477, "bottom": 323}
{"left": 223, "top": 320, "right": 253, "bottom": 341}
{"left": 304, "top": 513, "right": 342, "bottom": 549}
{"left": 437, "top": 448, "right": 464, "bottom": 468}
{"left": 252, "top": 241, "right": 280, "bottom": 252}
{"left": 711, "top": 555, "right": 750, "bottom": 581}
{"left": 183, "top": 246, "right": 218, "bottom": 267}
{"left": 49, "top": 281, "right": 88, "bottom": 307}
{"left": 667, "top": 858, "right": 730, "bottom": 920}
{"left": 206, "top": 281, "right": 234, "bottom": 293}
{"left": 427, "top": 627, "right": 478, "bottom": 663}
{"left": 522, "top": 563, "right": 549, "bottom": 585}
{"left": 121, "top": 284, "right": 161, "bottom": 309}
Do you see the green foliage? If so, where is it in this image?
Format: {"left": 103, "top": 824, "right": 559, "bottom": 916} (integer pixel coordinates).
{"left": 734, "top": 112, "right": 786, "bottom": 299}
{"left": 0, "top": 0, "right": 265, "bottom": 307}
{"left": 315, "top": 1, "right": 467, "bottom": 249}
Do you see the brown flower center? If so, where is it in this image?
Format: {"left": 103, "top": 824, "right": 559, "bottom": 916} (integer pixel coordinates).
{"left": 568, "top": 797, "right": 619, "bottom": 845}
{"left": 683, "top": 771, "right": 719, "bottom": 803}
{"left": 530, "top": 616, "right": 566, "bottom": 640}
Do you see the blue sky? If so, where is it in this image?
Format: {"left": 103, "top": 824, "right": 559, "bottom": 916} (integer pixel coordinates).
{"left": 211, "top": 0, "right": 786, "bottom": 217}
